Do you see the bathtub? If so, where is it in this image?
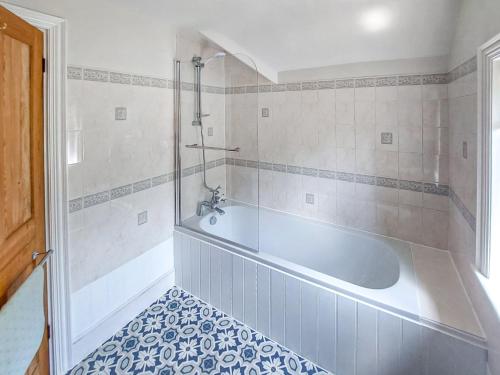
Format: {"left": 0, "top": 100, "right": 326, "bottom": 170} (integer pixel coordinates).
{"left": 177, "top": 202, "right": 487, "bottom": 375}
{"left": 182, "top": 201, "right": 419, "bottom": 318}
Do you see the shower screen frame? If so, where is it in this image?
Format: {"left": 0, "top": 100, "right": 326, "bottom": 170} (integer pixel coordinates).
{"left": 174, "top": 59, "right": 182, "bottom": 226}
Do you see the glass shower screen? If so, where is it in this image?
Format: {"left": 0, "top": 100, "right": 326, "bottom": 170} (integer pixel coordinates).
{"left": 174, "top": 49, "right": 260, "bottom": 252}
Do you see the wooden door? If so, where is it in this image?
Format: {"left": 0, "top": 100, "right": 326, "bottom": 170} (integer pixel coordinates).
{"left": 0, "top": 5, "right": 48, "bottom": 375}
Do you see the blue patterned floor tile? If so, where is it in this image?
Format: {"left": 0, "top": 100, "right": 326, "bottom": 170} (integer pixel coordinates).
{"left": 67, "top": 287, "right": 330, "bottom": 374}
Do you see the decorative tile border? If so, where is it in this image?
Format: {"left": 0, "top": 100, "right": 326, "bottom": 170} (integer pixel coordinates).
{"left": 110, "top": 184, "right": 132, "bottom": 200}
{"left": 179, "top": 81, "right": 224, "bottom": 94}
{"left": 377, "top": 176, "right": 398, "bottom": 188}
{"left": 336, "top": 171, "right": 355, "bottom": 182}
{"left": 69, "top": 158, "right": 226, "bottom": 213}
{"left": 398, "top": 75, "right": 422, "bottom": 86}
{"left": 302, "top": 81, "right": 319, "bottom": 90}
{"left": 70, "top": 155, "right": 449, "bottom": 213}
{"left": 133, "top": 179, "right": 152, "bottom": 193}
{"left": 355, "top": 77, "right": 376, "bottom": 88}
{"left": 131, "top": 75, "right": 151, "bottom": 86}
{"left": 448, "top": 56, "right": 477, "bottom": 83}
{"left": 336, "top": 79, "right": 355, "bottom": 89}
{"left": 423, "top": 73, "right": 449, "bottom": 85}
{"left": 67, "top": 65, "right": 223, "bottom": 94}
{"left": 399, "top": 180, "right": 423, "bottom": 193}
{"left": 69, "top": 198, "right": 83, "bottom": 213}
{"left": 110, "top": 72, "right": 131, "bottom": 85}
{"left": 83, "top": 68, "right": 109, "bottom": 82}
{"left": 70, "top": 172, "right": 171, "bottom": 213}
{"left": 376, "top": 76, "right": 398, "bottom": 87}
{"left": 226, "top": 73, "right": 450, "bottom": 95}
{"left": 356, "top": 174, "right": 376, "bottom": 185}
{"left": 318, "top": 169, "right": 336, "bottom": 179}
{"left": 226, "top": 158, "right": 450, "bottom": 198}
{"left": 450, "top": 188, "right": 476, "bottom": 232}
{"left": 67, "top": 66, "right": 83, "bottom": 80}
{"left": 424, "top": 183, "right": 449, "bottom": 196}
{"left": 223, "top": 57, "right": 475, "bottom": 94}
{"left": 83, "top": 191, "right": 109, "bottom": 208}
{"left": 272, "top": 163, "right": 286, "bottom": 172}
{"left": 152, "top": 173, "right": 169, "bottom": 187}
{"left": 287, "top": 165, "right": 302, "bottom": 174}
{"left": 68, "top": 56, "right": 476, "bottom": 97}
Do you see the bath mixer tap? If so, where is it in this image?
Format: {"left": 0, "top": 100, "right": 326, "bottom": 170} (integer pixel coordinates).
{"left": 196, "top": 186, "right": 226, "bottom": 216}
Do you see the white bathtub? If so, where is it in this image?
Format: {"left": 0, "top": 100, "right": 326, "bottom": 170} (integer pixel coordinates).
{"left": 183, "top": 202, "right": 419, "bottom": 317}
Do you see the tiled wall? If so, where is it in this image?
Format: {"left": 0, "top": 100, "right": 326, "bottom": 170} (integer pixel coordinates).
{"left": 225, "top": 72, "right": 450, "bottom": 249}
{"left": 445, "top": 57, "right": 478, "bottom": 291}
{"left": 174, "top": 230, "right": 487, "bottom": 375}
{"left": 66, "top": 36, "right": 229, "bottom": 292}
{"left": 447, "top": 58, "right": 478, "bottom": 261}
{"left": 66, "top": 66, "right": 175, "bottom": 292}
{"left": 444, "top": 58, "right": 500, "bottom": 372}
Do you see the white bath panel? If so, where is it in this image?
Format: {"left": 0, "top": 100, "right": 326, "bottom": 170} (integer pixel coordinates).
{"left": 356, "top": 303, "right": 377, "bottom": 375}
{"left": 209, "top": 246, "right": 222, "bottom": 309}
{"left": 220, "top": 250, "right": 233, "bottom": 315}
{"left": 189, "top": 237, "right": 201, "bottom": 296}
{"left": 174, "top": 230, "right": 487, "bottom": 375}
{"left": 199, "top": 242, "right": 211, "bottom": 302}
{"left": 336, "top": 296, "right": 356, "bottom": 375}
{"left": 232, "top": 255, "right": 245, "bottom": 322}
{"left": 270, "top": 269, "right": 285, "bottom": 343}
{"left": 401, "top": 319, "right": 424, "bottom": 375}
{"left": 378, "top": 311, "right": 403, "bottom": 374}
{"left": 285, "top": 276, "right": 301, "bottom": 353}
{"left": 244, "top": 260, "right": 258, "bottom": 329}
{"left": 301, "top": 282, "right": 319, "bottom": 362}
{"left": 257, "top": 265, "right": 271, "bottom": 336}
{"left": 317, "top": 289, "right": 336, "bottom": 370}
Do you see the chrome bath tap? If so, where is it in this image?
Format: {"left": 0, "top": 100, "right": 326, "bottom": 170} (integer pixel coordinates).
{"left": 196, "top": 186, "right": 226, "bottom": 216}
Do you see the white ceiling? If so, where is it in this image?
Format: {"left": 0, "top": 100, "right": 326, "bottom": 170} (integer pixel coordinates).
{"left": 160, "top": 0, "right": 460, "bottom": 73}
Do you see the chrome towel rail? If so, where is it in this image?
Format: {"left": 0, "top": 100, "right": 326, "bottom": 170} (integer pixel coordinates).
{"left": 32, "top": 249, "right": 54, "bottom": 268}
{"left": 185, "top": 144, "right": 240, "bottom": 152}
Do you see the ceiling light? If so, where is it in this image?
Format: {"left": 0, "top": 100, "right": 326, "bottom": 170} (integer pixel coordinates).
{"left": 360, "top": 7, "right": 391, "bottom": 32}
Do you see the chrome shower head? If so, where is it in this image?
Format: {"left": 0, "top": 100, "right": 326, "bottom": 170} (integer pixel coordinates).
{"left": 203, "top": 52, "right": 226, "bottom": 64}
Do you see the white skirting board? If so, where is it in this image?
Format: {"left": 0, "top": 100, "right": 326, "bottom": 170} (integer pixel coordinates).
{"left": 70, "top": 238, "right": 175, "bottom": 367}
{"left": 174, "top": 230, "right": 488, "bottom": 375}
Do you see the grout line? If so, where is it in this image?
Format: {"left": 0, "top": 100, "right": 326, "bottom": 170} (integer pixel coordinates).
{"left": 208, "top": 245, "right": 212, "bottom": 306}
{"left": 242, "top": 259, "right": 246, "bottom": 324}
{"left": 334, "top": 293, "right": 338, "bottom": 373}
{"left": 315, "top": 290, "right": 320, "bottom": 364}
{"left": 283, "top": 274, "right": 287, "bottom": 346}
{"left": 299, "top": 281, "right": 302, "bottom": 354}
{"left": 354, "top": 302, "right": 358, "bottom": 375}
{"left": 268, "top": 268, "right": 271, "bottom": 337}
{"left": 375, "top": 307, "right": 379, "bottom": 375}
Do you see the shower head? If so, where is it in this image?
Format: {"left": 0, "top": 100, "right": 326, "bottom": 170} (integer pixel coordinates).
{"left": 192, "top": 52, "right": 226, "bottom": 67}
{"left": 203, "top": 52, "right": 226, "bottom": 64}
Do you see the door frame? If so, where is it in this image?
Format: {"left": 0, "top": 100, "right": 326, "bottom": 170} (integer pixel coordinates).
{"left": 0, "top": 3, "right": 70, "bottom": 374}
{"left": 477, "top": 32, "right": 500, "bottom": 278}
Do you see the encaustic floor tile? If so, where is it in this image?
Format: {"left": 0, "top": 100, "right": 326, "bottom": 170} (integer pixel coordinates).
{"left": 67, "top": 287, "right": 329, "bottom": 374}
